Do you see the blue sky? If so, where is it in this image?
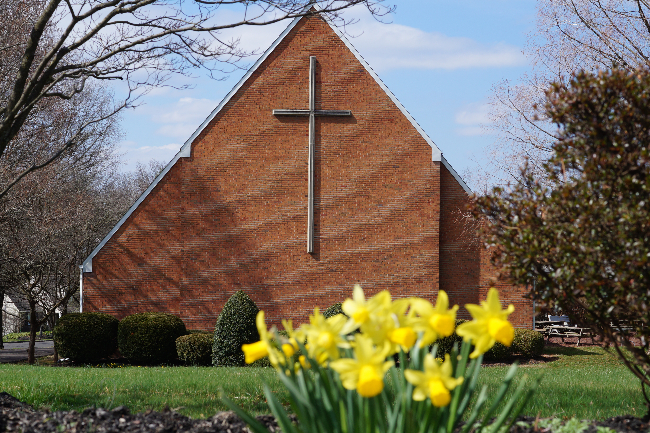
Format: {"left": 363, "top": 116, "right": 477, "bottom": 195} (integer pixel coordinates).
{"left": 117, "top": 0, "right": 538, "bottom": 187}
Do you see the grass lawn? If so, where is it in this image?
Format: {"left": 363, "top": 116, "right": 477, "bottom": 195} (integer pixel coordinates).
{"left": 0, "top": 346, "right": 645, "bottom": 420}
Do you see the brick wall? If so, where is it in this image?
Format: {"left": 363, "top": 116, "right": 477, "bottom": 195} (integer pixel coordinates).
{"left": 83, "top": 13, "right": 532, "bottom": 330}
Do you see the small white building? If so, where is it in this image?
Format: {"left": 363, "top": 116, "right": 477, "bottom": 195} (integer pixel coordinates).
{"left": 2, "top": 293, "right": 29, "bottom": 335}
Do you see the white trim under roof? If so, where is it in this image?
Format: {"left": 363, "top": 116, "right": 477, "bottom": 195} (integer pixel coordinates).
{"left": 82, "top": 9, "right": 471, "bottom": 274}
{"left": 441, "top": 156, "right": 472, "bottom": 194}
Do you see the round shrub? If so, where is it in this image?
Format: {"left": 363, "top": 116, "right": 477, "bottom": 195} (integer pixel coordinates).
{"left": 53, "top": 312, "right": 118, "bottom": 363}
{"left": 512, "top": 329, "right": 545, "bottom": 358}
{"left": 212, "top": 291, "right": 260, "bottom": 367}
{"left": 118, "top": 312, "right": 187, "bottom": 364}
{"left": 176, "top": 333, "right": 213, "bottom": 366}
{"left": 323, "top": 302, "right": 347, "bottom": 319}
{"left": 483, "top": 342, "right": 513, "bottom": 361}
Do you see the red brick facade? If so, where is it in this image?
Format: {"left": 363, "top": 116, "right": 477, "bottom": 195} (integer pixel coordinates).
{"left": 82, "top": 13, "right": 532, "bottom": 329}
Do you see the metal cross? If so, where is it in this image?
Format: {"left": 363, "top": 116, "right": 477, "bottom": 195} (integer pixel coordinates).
{"left": 273, "top": 56, "right": 352, "bottom": 253}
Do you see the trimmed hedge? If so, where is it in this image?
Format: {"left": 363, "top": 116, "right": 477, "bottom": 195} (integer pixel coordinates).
{"left": 323, "top": 302, "right": 346, "bottom": 319}
{"left": 53, "top": 312, "right": 118, "bottom": 363}
{"left": 513, "top": 329, "right": 545, "bottom": 358}
{"left": 212, "top": 291, "right": 260, "bottom": 367}
{"left": 176, "top": 333, "right": 213, "bottom": 366}
{"left": 484, "top": 342, "right": 513, "bottom": 361}
{"left": 118, "top": 312, "right": 187, "bottom": 365}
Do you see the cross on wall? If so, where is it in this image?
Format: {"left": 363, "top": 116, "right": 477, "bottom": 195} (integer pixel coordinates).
{"left": 273, "top": 56, "right": 352, "bottom": 254}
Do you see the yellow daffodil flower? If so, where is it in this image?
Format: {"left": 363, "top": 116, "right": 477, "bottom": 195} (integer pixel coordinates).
{"left": 410, "top": 290, "right": 459, "bottom": 347}
{"left": 242, "top": 311, "right": 291, "bottom": 368}
{"left": 242, "top": 311, "right": 272, "bottom": 364}
{"left": 330, "top": 335, "right": 393, "bottom": 398}
{"left": 342, "top": 284, "right": 392, "bottom": 326}
{"left": 456, "top": 288, "right": 515, "bottom": 358}
{"left": 303, "top": 308, "right": 353, "bottom": 363}
{"left": 359, "top": 297, "right": 417, "bottom": 352}
{"left": 404, "top": 354, "right": 463, "bottom": 407}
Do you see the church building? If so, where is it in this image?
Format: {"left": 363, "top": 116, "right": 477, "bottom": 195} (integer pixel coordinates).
{"left": 81, "top": 11, "right": 533, "bottom": 330}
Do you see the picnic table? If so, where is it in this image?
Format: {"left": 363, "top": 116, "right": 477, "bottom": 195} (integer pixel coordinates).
{"left": 545, "top": 325, "right": 592, "bottom": 347}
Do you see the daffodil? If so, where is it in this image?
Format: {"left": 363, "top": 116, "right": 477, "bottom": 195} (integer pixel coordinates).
{"left": 242, "top": 310, "right": 272, "bottom": 364}
{"left": 242, "top": 311, "right": 290, "bottom": 367}
{"left": 456, "top": 288, "right": 515, "bottom": 358}
{"left": 410, "top": 290, "right": 459, "bottom": 347}
{"left": 404, "top": 354, "right": 464, "bottom": 407}
{"left": 354, "top": 295, "right": 417, "bottom": 352}
{"left": 330, "top": 335, "right": 393, "bottom": 398}
{"left": 303, "top": 308, "right": 353, "bottom": 362}
{"left": 342, "top": 284, "right": 392, "bottom": 326}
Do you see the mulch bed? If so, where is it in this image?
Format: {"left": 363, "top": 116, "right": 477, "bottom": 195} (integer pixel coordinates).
{"left": 0, "top": 392, "right": 284, "bottom": 433}
{"left": 1, "top": 392, "right": 649, "bottom": 433}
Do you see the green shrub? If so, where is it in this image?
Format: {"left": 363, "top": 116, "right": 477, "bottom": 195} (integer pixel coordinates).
{"left": 187, "top": 329, "right": 211, "bottom": 335}
{"left": 212, "top": 291, "right": 260, "bottom": 367}
{"left": 176, "top": 333, "right": 213, "bottom": 366}
{"left": 322, "top": 302, "right": 346, "bottom": 319}
{"left": 53, "top": 312, "right": 118, "bottom": 363}
{"left": 512, "top": 329, "right": 545, "bottom": 358}
{"left": 484, "top": 342, "right": 513, "bottom": 361}
{"left": 118, "top": 312, "right": 187, "bottom": 364}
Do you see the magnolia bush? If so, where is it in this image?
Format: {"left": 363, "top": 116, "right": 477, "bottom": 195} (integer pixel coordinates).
{"left": 222, "top": 287, "right": 538, "bottom": 433}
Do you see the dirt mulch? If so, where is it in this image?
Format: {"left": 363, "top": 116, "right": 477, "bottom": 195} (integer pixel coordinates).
{"left": 0, "top": 392, "right": 284, "bottom": 433}
{"left": 1, "top": 392, "right": 648, "bottom": 433}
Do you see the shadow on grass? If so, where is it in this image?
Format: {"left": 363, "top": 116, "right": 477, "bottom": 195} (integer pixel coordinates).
{"left": 544, "top": 347, "right": 599, "bottom": 356}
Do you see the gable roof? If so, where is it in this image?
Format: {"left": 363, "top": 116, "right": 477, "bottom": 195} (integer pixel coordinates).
{"left": 82, "top": 10, "right": 471, "bottom": 273}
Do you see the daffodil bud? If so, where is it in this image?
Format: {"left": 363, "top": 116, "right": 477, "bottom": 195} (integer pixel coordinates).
{"left": 282, "top": 343, "right": 296, "bottom": 357}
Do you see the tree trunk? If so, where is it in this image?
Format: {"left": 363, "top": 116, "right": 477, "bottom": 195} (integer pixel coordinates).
{"left": 27, "top": 300, "right": 37, "bottom": 364}
{"left": 0, "top": 288, "right": 4, "bottom": 349}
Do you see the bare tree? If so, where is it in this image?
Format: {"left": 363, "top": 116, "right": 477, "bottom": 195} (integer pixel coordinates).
{"left": 0, "top": 0, "right": 392, "bottom": 199}
{"left": 473, "top": 0, "right": 650, "bottom": 189}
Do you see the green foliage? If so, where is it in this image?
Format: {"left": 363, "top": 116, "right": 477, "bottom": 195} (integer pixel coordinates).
{"left": 53, "top": 313, "right": 118, "bottom": 363}
{"left": 176, "top": 333, "right": 213, "bottom": 366}
{"left": 212, "top": 291, "right": 260, "bottom": 367}
{"left": 475, "top": 68, "right": 650, "bottom": 386}
{"left": 118, "top": 312, "right": 187, "bottom": 365}
{"left": 512, "top": 329, "right": 544, "bottom": 358}
{"left": 322, "top": 302, "right": 346, "bottom": 319}
{"left": 3, "top": 331, "right": 52, "bottom": 341}
{"left": 483, "top": 342, "right": 512, "bottom": 361}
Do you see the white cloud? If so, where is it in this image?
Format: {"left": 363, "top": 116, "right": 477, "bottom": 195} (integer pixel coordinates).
{"left": 138, "top": 97, "right": 218, "bottom": 139}
{"left": 156, "top": 98, "right": 217, "bottom": 124}
{"left": 455, "top": 103, "right": 491, "bottom": 125}
{"left": 213, "top": 9, "right": 525, "bottom": 72}
{"left": 118, "top": 140, "right": 181, "bottom": 171}
{"left": 133, "top": 143, "right": 181, "bottom": 152}
{"left": 351, "top": 22, "right": 525, "bottom": 71}
{"left": 455, "top": 103, "right": 492, "bottom": 137}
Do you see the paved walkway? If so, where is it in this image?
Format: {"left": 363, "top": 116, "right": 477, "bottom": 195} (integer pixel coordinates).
{"left": 0, "top": 340, "right": 54, "bottom": 363}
